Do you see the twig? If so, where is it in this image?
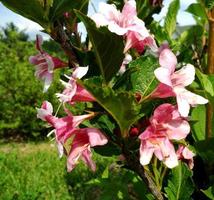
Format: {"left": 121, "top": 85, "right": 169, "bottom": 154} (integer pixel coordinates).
{"left": 206, "top": 8, "right": 214, "bottom": 138}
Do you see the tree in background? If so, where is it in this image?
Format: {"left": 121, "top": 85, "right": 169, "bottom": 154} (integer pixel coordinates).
{"left": 0, "top": 23, "right": 62, "bottom": 140}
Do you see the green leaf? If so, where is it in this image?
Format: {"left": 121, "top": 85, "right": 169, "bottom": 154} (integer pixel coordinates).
{"left": 186, "top": 3, "right": 207, "bottom": 19}
{"left": 201, "top": 185, "right": 214, "bottom": 200}
{"left": 196, "top": 69, "right": 214, "bottom": 97}
{"left": 164, "top": 162, "right": 195, "bottom": 200}
{"left": 191, "top": 105, "right": 206, "bottom": 141}
{"left": 101, "top": 167, "right": 109, "bottom": 179}
{"left": 164, "top": 0, "right": 180, "bottom": 37}
{"left": 129, "top": 55, "right": 159, "bottom": 97}
{"left": 1, "top": 0, "right": 50, "bottom": 29}
{"left": 113, "top": 67, "right": 138, "bottom": 90}
{"left": 75, "top": 10, "right": 124, "bottom": 82}
{"left": 194, "top": 138, "right": 214, "bottom": 164}
{"left": 150, "top": 22, "right": 171, "bottom": 44}
{"left": 82, "top": 78, "right": 141, "bottom": 137}
{"left": 50, "top": 0, "right": 88, "bottom": 21}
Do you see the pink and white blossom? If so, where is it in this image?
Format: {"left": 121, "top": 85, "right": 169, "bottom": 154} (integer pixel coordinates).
{"left": 139, "top": 127, "right": 178, "bottom": 168}
{"left": 152, "top": 47, "right": 208, "bottom": 117}
{"left": 91, "top": 0, "right": 157, "bottom": 53}
{"left": 37, "top": 101, "right": 94, "bottom": 156}
{"left": 29, "top": 35, "right": 67, "bottom": 92}
{"left": 67, "top": 128, "right": 108, "bottom": 172}
{"left": 177, "top": 145, "right": 195, "bottom": 169}
{"left": 138, "top": 104, "right": 190, "bottom": 168}
{"left": 56, "top": 66, "right": 95, "bottom": 104}
{"left": 37, "top": 101, "right": 107, "bottom": 171}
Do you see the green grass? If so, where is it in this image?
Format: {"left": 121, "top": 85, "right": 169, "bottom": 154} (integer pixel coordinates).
{"left": 0, "top": 142, "right": 147, "bottom": 200}
{"left": 0, "top": 142, "right": 114, "bottom": 200}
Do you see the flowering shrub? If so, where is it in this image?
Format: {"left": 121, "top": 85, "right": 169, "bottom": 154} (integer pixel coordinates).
{"left": 1, "top": 0, "right": 214, "bottom": 199}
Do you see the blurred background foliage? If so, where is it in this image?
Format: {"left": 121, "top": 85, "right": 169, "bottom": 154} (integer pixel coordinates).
{"left": 0, "top": 22, "right": 64, "bottom": 141}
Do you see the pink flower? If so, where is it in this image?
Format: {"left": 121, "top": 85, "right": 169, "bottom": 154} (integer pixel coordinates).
{"left": 29, "top": 35, "right": 67, "bottom": 92}
{"left": 37, "top": 101, "right": 94, "bottom": 156}
{"left": 56, "top": 66, "right": 95, "bottom": 103}
{"left": 152, "top": 47, "right": 208, "bottom": 117}
{"left": 177, "top": 145, "right": 195, "bottom": 169}
{"left": 91, "top": 0, "right": 157, "bottom": 53}
{"left": 139, "top": 127, "right": 178, "bottom": 168}
{"left": 138, "top": 104, "right": 190, "bottom": 168}
{"left": 67, "top": 128, "right": 108, "bottom": 172}
{"left": 37, "top": 101, "right": 108, "bottom": 172}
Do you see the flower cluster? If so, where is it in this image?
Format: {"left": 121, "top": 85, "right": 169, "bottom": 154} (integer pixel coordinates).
{"left": 37, "top": 101, "right": 107, "bottom": 171}
{"left": 90, "top": 0, "right": 207, "bottom": 169}
{"left": 31, "top": 0, "right": 208, "bottom": 172}
{"left": 91, "top": 0, "right": 157, "bottom": 53}
{"left": 138, "top": 103, "right": 193, "bottom": 169}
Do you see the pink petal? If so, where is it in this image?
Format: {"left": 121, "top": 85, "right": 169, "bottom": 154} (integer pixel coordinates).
{"left": 54, "top": 114, "right": 92, "bottom": 143}
{"left": 29, "top": 56, "right": 39, "bottom": 65}
{"left": 175, "top": 88, "right": 208, "bottom": 117}
{"left": 121, "top": 0, "right": 137, "bottom": 19}
{"left": 91, "top": 13, "right": 110, "bottom": 27}
{"left": 67, "top": 145, "right": 87, "bottom": 172}
{"left": 139, "top": 141, "right": 155, "bottom": 165}
{"left": 177, "top": 145, "right": 195, "bottom": 169}
{"left": 81, "top": 148, "right": 96, "bottom": 171}
{"left": 154, "top": 67, "right": 173, "bottom": 86}
{"left": 72, "top": 66, "right": 89, "bottom": 79}
{"left": 72, "top": 84, "right": 95, "bottom": 102}
{"left": 172, "top": 64, "right": 195, "bottom": 87}
{"left": 56, "top": 78, "right": 77, "bottom": 103}
{"left": 86, "top": 128, "right": 108, "bottom": 147}
{"left": 37, "top": 101, "right": 53, "bottom": 121}
{"left": 72, "top": 128, "right": 108, "bottom": 147}
{"left": 138, "top": 126, "right": 154, "bottom": 140}
{"left": 43, "top": 73, "right": 53, "bottom": 92}
{"left": 56, "top": 140, "right": 64, "bottom": 158}
{"left": 166, "top": 119, "right": 190, "bottom": 140}
{"left": 180, "top": 89, "right": 208, "bottom": 106}
{"left": 176, "top": 90, "right": 191, "bottom": 117}
{"left": 157, "top": 138, "right": 178, "bottom": 168}
{"left": 151, "top": 83, "right": 175, "bottom": 98}
{"left": 152, "top": 103, "right": 175, "bottom": 123}
{"left": 108, "top": 22, "right": 128, "bottom": 35}
{"left": 52, "top": 56, "right": 67, "bottom": 69}
{"left": 98, "top": 2, "right": 119, "bottom": 19}
{"left": 159, "top": 48, "right": 177, "bottom": 72}
{"left": 182, "top": 147, "right": 195, "bottom": 160}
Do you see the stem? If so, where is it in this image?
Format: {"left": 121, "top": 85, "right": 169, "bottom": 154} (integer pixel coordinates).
{"left": 160, "top": 166, "right": 168, "bottom": 188}
{"left": 122, "top": 146, "right": 164, "bottom": 200}
{"left": 50, "top": 21, "right": 78, "bottom": 68}
{"left": 152, "top": 157, "right": 161, "bottom": 190}
{"left": 206, "top": 8, "right": 214, "bottom": 138}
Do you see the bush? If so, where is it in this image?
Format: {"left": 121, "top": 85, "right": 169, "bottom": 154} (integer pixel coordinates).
{"left": 0, "top": 24, "right": 62, "bottom": 140}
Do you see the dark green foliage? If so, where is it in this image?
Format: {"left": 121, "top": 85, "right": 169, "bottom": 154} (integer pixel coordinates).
{"left": 164, "top": 0, "right": 180, "bottom": 37}
{"left": 83, "top": 77, "right": 141, "bottom": 137}
{"left": 75, "top": 11, "right": 124, "bottom": 83}
{"left": 191, "top": 105, "right": 206, "bottom": 141}
{"left": 50, "top": 0, "right": 88, "bottom": 21}
{"left": 194, "top": 138, "right": 214, "bottom": 165}
{"left": 129, "top": 55, "right": 159, "bottom": 97}
{"left": 164, "top": 162, "right": 195, "bottom": 200}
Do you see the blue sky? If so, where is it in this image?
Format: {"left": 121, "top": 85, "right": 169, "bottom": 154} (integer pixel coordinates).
{"left": 0, "top": 0, "right": 196, "bottom": 40}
